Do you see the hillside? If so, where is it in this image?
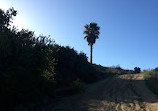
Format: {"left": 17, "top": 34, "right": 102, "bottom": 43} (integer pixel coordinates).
{"left": 34, "top": 74, "right": 158, "bottom": 111}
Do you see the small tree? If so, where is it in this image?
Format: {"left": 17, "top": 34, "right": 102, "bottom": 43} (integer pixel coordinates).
{"left": 134, "top": 67, "right": 141, "bottom": 73}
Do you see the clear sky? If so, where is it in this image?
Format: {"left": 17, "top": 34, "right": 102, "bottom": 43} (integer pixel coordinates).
{"left": 1, "top": 0, "right": 158, "bottom": 70}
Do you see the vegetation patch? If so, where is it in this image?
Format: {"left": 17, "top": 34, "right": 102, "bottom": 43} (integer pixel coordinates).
{"left": 143, "top": 69, "right": 158, "bottom": 95}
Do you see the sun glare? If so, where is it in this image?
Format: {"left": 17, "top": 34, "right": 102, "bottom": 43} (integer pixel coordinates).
{"left": 11, "top": 17, "right": 25, "bottom": 30}
{"left": 0, "top": 1, "right": 26, "bottom": 30}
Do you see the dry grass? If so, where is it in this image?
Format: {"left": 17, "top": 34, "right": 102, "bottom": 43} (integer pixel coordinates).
{"left": 143, "top": 70, "right": 158, "bottom": 95}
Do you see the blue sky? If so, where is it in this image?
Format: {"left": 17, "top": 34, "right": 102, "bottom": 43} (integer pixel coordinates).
{"left": 1, "top": 0, "right": 158, "bottom": 70}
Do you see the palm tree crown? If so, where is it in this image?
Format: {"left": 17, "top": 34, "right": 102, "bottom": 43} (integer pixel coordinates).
{"left": 83, "top": 22, "right": 100, "bottom": 45}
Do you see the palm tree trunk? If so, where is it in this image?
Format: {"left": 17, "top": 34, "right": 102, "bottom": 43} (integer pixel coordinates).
{"left": 90, "top": 44, "right": 93, "bottom": 64}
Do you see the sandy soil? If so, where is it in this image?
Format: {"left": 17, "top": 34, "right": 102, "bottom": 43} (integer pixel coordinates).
{"left": 40, "top": 74, "right": 158, "bottom": 111}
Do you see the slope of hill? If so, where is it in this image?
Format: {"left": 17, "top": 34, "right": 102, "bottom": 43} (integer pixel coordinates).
{"left": 34, "top": 73, "right": 158, "bottom": 111}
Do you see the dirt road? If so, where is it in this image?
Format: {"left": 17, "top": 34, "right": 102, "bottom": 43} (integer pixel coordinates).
{"left": 44, "top": 74, "right": 158, "bottom": 111}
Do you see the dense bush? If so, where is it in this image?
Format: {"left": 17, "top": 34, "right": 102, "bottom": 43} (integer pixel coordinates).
{"left": 134, "top": 67, "right": 141, "bottom": 73}
{"left": 71, "top": 78, "right": 85, "bottom": 93}
{"left": 0, "top": 8, "right": 56, "bottom": 110}
{"left": 143, "top": 69, "right": 158, "bottom": 95}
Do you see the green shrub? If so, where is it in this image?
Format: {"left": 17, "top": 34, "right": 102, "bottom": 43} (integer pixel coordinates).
{"left": 0, "top": 8, "right": 56, "bottom": 110}
{"left": 134, "top": 67, "right": 141, "bottom": 73}
{"left": 143, "top": 70, "right": 158, "bottom": 95}
{"left": 71, "top": 78, "right": 85, "bottom": 92}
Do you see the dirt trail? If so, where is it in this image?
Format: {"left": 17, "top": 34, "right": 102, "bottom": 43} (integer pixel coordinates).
{"left": 44, "top": 74, "right": 158, "bottom": 111}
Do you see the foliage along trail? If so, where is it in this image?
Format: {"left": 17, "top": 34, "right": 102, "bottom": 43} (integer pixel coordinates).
{"left": 44, "top": 74, "right": 158, "bottom": 111}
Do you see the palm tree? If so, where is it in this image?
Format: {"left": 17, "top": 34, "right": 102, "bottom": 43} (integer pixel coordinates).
{"left": 83, "top": 22, "right": 100, "bottom": 64}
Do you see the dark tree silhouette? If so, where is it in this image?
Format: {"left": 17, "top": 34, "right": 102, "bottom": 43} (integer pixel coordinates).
{"left": 83, "top": 22, "right": 100, "bottom": 64}
{"left": 134, "top": 67, "right": 141, "bottom": 73}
